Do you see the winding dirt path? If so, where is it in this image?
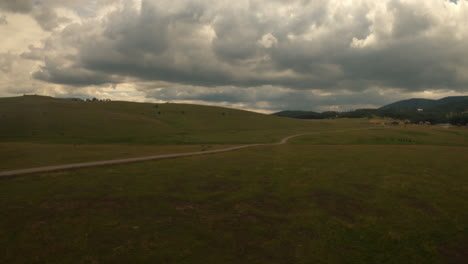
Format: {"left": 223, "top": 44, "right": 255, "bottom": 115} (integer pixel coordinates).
{"left": 0, "top": 128, "right": 372, "bottom": 178}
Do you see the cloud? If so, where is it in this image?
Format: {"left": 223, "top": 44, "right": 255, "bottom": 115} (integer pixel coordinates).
{"left": 138, "top": 83, "right": 412, "bottom": 112}
{"left": 1, "top": 0, "right": 467, "bottom": 111}
{"left": 138, "top": 82, "right": 465, "bottom": 112}
{"left": 0, "top": 53, "right": 15, "bottom": 73}
{"left": 25, "top": 1, "right": 468, "bottom": 90}
{"left": 0, "top": 0, "right": 74, "bottom": 31}
{"left": 257, "top": 33, "right": 278, "bottom": 49}
{"left": 0, "top": 0, "right": 33, "bottom": 13}
{"left": 0, "top": 15, "right": 7, "bottom": 25}
{"left": 32, "top": 63, "right": 120, "bottom": 86}
{"left": 32, "top": 5, "right": 70, "bottom": 31}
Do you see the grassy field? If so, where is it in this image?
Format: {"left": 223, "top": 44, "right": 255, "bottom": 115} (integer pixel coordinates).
{"left": 1, "top": 95, "right": 467, "bottom": 263}
{"left": 293, "top": 125, "right": 468, "bottom": 146}
{"left": 0, "top": 95, "right": 318, "bottom": 145}
{"left": 0, "top": 95, "right": 356, "bottom": 171}
{"left": 0, "top": 143, "right": 236, "bottom": 171}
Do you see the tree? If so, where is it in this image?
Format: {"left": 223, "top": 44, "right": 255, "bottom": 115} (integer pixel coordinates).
{"left": 449, "top": 114, "right": 468, "bottom": 126}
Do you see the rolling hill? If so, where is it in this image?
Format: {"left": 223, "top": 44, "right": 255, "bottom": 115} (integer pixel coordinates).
{"left": 0, "top": 95, "right": 315, "bottom": 144}
{"left": 273, "top": 96, "right": 468, "bottom": 124}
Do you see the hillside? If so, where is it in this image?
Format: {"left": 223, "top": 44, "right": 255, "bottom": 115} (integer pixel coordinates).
{"left": 379, "top": 96, "right": 468, "bottom": 112}
{"left": 378, "top": 98, "right": 435, "bottom": 110}
{"left": 0, "top": 95, "right": 314, "bottom": 144}
{"left": 274, "top": 96, "right": 468, "bottom": 124}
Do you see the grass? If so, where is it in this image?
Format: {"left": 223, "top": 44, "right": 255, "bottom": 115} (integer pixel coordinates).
{"left": 1, "top": 144, "right": 466, "bottom": 263}
{"left": 0, "top": 95, "right": 467, "bottom": 263}
{"left": 0, "top": 95, "right": 318, "bottom": 145}
{"left": 0, "top": 95, "right": 366, "bottom": 170}
{"left": 0, "top": 143, "right": 235, "bottom": 171}
{"left": 293, "top": 126, "right": 468, "bottom": 146}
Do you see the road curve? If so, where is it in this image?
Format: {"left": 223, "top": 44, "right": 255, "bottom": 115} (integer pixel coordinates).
{"left": 0, "top": 128, "right": 372, "bottom": 178}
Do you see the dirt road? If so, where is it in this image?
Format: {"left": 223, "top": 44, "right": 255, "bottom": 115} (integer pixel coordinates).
{"left": 0, "top": 128, "right": 372, "bottom": 178}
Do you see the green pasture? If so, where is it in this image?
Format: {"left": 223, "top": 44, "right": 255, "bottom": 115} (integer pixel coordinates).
{"left": 0, "top": 95, "right": 318, "bottom": 145}
{"left": 1, "top": 144, "right": 466, "bottom": 263}
{"left": 0, "top": 95, "right": 365, "bottom": 170}
{"left": 0, "top": 143, "right": 234, "bottom": 171}
{"left": 293, "top": 125, "right": 468, "bottom": 146}
{"left": 1, "top": 95, "right": 467, "bottom": 263}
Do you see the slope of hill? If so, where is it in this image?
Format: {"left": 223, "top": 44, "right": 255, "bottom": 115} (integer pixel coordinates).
{"left": 379, "top": 98, "right": 434, "bottom": 110}
{"left": 0, "top": 95, "right": 315, "bottom": 144}
{"left": 273, "top": 96, "right": 468, "bottom": 124}
{"left": 379, "top": 96, "right": 468, "bottom": 112}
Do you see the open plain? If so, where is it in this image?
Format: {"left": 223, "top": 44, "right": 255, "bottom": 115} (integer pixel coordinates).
{"left": 1, "top": 96, "right": 467, "bottom": 263}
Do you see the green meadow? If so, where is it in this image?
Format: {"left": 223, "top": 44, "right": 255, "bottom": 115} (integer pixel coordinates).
{"left": 0, "top": 95, "right": 316, "bottom": 145}
{"left": 1, "top": 96, "right": 467, "bottom": 263}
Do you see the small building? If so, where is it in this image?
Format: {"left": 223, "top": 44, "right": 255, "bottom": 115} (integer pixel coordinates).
{"left": 417, "top": 108, "right": 424, "bottom": 112}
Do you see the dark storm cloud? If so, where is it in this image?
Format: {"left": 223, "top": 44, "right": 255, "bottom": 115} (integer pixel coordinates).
{"left": 211, "top": 12, "right": 262, "bottom": 62}
{"left": 341, "top": 40, "right": 462, "bottom": 90}
{"left": 32, "top": 57, "right": 120, "bottom": 86}
{"left": 389, "top": 0, "right": 433, "bottom": 38}
{"left": 20, "top": 0, "right": 468, "bottom": 109}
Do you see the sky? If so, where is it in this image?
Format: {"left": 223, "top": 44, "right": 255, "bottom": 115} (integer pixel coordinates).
{"left": 1, "top": 0, "right": 467, "bottom": 113}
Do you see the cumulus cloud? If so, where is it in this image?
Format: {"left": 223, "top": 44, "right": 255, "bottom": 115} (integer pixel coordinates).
{"left": 2, "top": 0, "right": 468, "bottom": 111}
{"left": 26, "top": 1, "right": 468, "bottom": 89}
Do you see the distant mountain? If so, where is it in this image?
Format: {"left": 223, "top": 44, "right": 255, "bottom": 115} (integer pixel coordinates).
{"left": 379, "top": 96, "right": 468, "bottom": 112}
{"left": 379, "top": 98, "right": 434, "bottom": 110}
{"left": 273, "top": 95, "right": 468, "bottom": 124}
